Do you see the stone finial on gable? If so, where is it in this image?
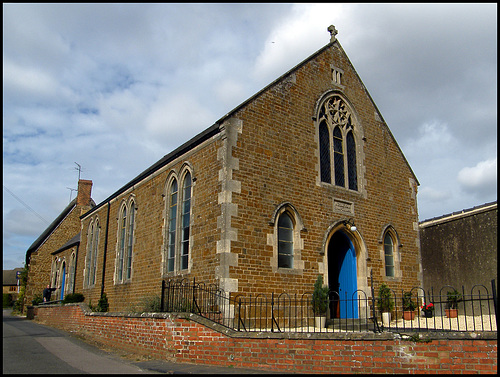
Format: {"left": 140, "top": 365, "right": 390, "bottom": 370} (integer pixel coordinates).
{"left": 328, "top": 25, "right": 338, "bottom": 43}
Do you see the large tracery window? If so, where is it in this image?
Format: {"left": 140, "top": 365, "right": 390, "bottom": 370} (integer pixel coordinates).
{"left": 318, "top": 95, "right": 358, "bottom": 191}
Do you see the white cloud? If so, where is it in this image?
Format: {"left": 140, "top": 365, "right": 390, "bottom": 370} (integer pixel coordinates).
{"left": 145, "top": 91, "right": 215, "bottom": 146}
{"left": 457, "top": 158, "right": 497, "bottom": 196}
{"left": 252, "top": 4, "right": 347, "bottom": 82}
{"left": 418, "top": 186, "right": 451, "bottom": 203}
{"left": 3, "top": 61, "right": 74, "bottom": 105}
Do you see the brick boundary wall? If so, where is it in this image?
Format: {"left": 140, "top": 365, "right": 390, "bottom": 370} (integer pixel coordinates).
{"left": 33, "top": 304, "right": 497, "bottom": 374}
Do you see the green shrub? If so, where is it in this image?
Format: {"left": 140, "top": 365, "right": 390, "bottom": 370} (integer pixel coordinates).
{"left": 312, "top": 275, "right": 330, "bottom": 315}
{"left": 32, "top": 293, "right": 43, "bottom": 306}
{"left": 377, "top": 283, "right": 394, "bottom": 313}
{"left": 95, "top": 293, "right": 109, "bottom": 312}
{"left": 62, "top": 293, "right": 85, "bottom": 304}
{"left": 140, "top": 295, "right": 161, "bottom": 313}
{"left": 3, "top": 293, "right": 13, "bottom": 308}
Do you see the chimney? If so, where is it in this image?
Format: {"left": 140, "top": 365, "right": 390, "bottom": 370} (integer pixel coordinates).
{"left": 77, "top": 179, "right": 93, "bottom": 207}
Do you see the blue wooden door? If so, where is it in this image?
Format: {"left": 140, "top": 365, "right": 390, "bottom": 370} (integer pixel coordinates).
{"left": 338, "top": 238, "right": 358, "bottom": 318}
{"left": 60, "top": 264, "right": 66, "bottom": 300}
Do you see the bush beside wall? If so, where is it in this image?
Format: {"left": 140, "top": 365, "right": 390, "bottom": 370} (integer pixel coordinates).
{"left": 33, "top": 304, "right": 497, "bottom": 374}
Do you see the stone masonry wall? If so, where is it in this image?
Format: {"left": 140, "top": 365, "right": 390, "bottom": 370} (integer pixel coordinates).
{"left": 75, "top": 40, "right": 421, "bottom": 312}
{"left": 77, "top": 136, "right": 223, "bottom": 311}
{"left": 33, "top": 304, "right": 497, "bottom": 374}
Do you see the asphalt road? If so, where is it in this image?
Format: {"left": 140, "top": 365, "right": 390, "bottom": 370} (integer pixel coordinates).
{"left": 3, "top": 309, "right": 276, "bottom": 374}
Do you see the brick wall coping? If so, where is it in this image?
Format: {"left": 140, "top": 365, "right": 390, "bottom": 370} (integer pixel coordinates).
{"left": 35, "top": 303, "right": 497, "bottom": 341}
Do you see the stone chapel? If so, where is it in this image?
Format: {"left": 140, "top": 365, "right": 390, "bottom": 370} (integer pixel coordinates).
{"left": 26, "top": 26, "right": 422, "bottom": 314}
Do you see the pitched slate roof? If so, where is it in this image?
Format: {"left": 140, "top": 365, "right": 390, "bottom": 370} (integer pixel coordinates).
{"left": 82, "top": 36, "right": 418, "bottom": 218}
{"left": 52, "top": 233, "right": 81, "bottom": 255}
{"left": 3, "top": 268, "right": 24, "bottom": 286}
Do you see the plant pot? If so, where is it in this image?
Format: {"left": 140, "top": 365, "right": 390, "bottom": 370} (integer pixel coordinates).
{"left": 382, "top": 312, "right": 391, "bottom": 327}
{"left": 315, "top": 316, "right": 326, "bottom": 329}
{"left": 445, "top": 308, "right": 458, "bottom": 318}
{"left": 422, "top": 311, "right": 433, "bottom": 318}
{"left": 403, "top": 311, "right": 416, "bottom": 320}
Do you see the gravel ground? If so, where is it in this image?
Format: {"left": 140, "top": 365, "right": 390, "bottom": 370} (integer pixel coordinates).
{"left": 247, "top": 314, "right": 497, "bottom": 333}
{"left": 391, "top": 314, "right": 497, "bottom": 332}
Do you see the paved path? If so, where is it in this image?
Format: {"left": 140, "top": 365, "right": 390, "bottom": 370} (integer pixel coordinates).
{"left": 3, "top": 309, "right": 276, "bottom": 374}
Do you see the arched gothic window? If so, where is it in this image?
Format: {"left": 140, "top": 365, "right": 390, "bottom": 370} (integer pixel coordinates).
{"left": 278, "top": 212, "right": 294, "bottom": 268}
{"left": 167, "top": 178, "right": 178, "bottom": 272}
{"left": 319, "top": 122, "right": 331, "bottom": 183}
{"left": 85, "top": 218, "right": 99, "bottom": 287}
{"left": 164, "top": 168, "right": 193, "bottom": 274}
{"left": 318, "top": 95, "right": 358, "bottom": 191}
{"left": 180, "top": 172, "right": 192, "bottom": 271}
{"left": 67, "top": 252, "right": 76, "bottom": 295}
{"left": 384, "top": 232, "right": 395, "bottom": 277}
{"left": 116, "top": 198, "right": 136, "bottom": 283}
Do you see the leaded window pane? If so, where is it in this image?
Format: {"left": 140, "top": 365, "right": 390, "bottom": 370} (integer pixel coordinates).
{"left": 333, "top": 126, "right": 345, "bottom": 187}
{"left": 91, "top": 223, "right": 99, "bottom": 285}
{"left": 384, "top": 233, "right": 395, "bottom": 277}
{"left": 278, "top": 213, "right": 293, "bottom": 268}
{"left": 126, "top": 203, "right": 135, "bottom": 280}
{"left": 346, "top": 130, "right": 357, "bottom": 190}
{"left": 180, "top": 172, "right": 191, "bottom": 270}
{"left": 167, "top": 179, "right": 178, "bottom": 272}
{"left": 278, "top": 255, "right": 293, "bottom": 269}
{"left": 319, "top": 122, "right": 331, "bottom": 183}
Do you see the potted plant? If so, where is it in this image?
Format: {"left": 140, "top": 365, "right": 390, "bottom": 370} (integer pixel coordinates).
{"left": 421, "top": 302, "right": 434, "bottom": 318}
{"left": 312, "top": 275, "right": 329, "bottom": 328}
{"left": 445, "top": 289, "right": 462, "bottom": 318}
{"left": 402, "top": 291, "right": 417, "bottom": 320}
{"left": 377, "top": 283, "right": 394, "bottom": 327}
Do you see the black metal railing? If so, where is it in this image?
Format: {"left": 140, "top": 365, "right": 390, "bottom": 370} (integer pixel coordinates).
{"left": 161, "top": 278, "right": 497, "bottom": 334}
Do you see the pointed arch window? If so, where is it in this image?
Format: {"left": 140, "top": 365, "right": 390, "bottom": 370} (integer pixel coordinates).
{"left": 180, "top": 172, "right": 192, "bottom": 271}
{"left": 384, "top": 232, "right": 395, "bottom": 277}
{"left": 319, "top": 122, "right": 331, "bottom": 183}
{"left": 317, "top": 95, "right": 358, "bottom": 191}
{"left": 278, "top": 212, "right": 294, "bottom": 268}
{"left": 116, "top": 198, "right": 136, "bottom": 283}
{"left": 346, "top": 130, "right": 357, "bottom": 190}
{"left": 67, "top": 252, "right": 76, "bottom": 295}
{"left": 167, "top": 178, "right": 178, "bottom": 272}
{"left": 85, "top": 218, "right": 99, "bottom": 288}
{"left": 333, "top": 126, "right": 344, "bottom": 186}
{"left": 164, "top": 168, "right": 193, "bottom": 274}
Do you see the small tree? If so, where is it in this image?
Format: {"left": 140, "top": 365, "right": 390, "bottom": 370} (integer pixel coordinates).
{"left": 312, "top": 275, "right": 330, "bottom": 315}
{"left": 447, "top": 289, "right": 462, "bottom": 309}
{"left": 377, "top": 283, "right": 394, "bottom": 313}
{"left": 402, "top": 291, "right": 416, "bottom": 311}
{"left": 95, "top": 293, "right": 109, "bottom": 312}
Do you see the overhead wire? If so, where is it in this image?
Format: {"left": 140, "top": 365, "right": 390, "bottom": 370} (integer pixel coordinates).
{"left": 3, "top": 185, "right": 50, "bottom": 224}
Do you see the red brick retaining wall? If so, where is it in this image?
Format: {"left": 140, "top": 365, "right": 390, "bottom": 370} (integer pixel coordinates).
{"left": 33, "top": 304, "right": 497, "bottom": 374}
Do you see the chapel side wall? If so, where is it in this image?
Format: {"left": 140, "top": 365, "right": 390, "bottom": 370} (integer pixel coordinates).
{"left": 77, "top": 137, "right": 222, "bottom": 312}
{"left": 227, "top": 42, "right": 421, "bottom": 296}
{"left": 25, "top": 206, "right": 84, "bottom": 308}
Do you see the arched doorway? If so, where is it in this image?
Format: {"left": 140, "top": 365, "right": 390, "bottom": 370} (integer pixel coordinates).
{"left": 59, "top": 262, "right": 66, "bottom": 300}
{"left": 328, "top": 231, "right": 358, "bottom": 319}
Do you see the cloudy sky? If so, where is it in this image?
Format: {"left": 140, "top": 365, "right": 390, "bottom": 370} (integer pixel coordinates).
{"left": 3, "top": 3, "right": 497, "bottom": 270}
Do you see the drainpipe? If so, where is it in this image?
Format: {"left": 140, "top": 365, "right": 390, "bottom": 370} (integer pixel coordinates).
{"left": 100, "top": 202, "right": 111, "bottom": 298}
{"left": 73, "top": 243, "right": 79, "bottom": 295}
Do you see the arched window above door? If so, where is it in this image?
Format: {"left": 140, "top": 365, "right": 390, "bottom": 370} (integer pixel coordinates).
{"left": 316, "top": 93, "right": 362, "bottom": 192}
